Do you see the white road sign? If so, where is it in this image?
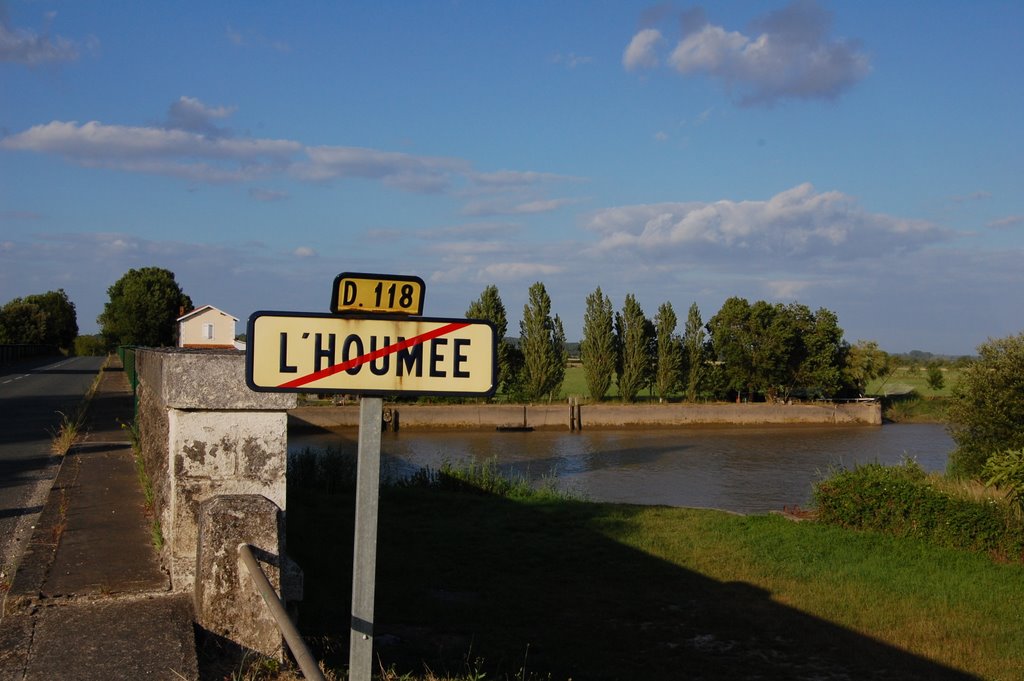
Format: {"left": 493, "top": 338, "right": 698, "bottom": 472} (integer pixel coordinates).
{"left": 246, "top": 311, "right": 496, "bottom": 396}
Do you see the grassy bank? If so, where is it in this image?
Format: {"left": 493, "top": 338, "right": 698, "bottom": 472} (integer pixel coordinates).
{"left": 882, "top": 395, "right": 950, "bottom": 423}
{"left": 286, "top": 453, "right": 1023, "bottom": 680}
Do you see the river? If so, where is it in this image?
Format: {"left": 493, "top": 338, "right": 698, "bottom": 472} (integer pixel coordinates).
{"left": 289, "top": 423, "right": 953, "bottom": 514}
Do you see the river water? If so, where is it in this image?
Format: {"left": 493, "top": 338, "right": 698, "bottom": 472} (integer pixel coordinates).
{"left": 289, "top": 423, "right": 953, "bottom": 514}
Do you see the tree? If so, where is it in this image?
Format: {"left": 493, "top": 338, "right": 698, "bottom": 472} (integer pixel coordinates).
{"left": 926, "top": 365, "right": 945, "bottom": 392}
{"left": 709, "top": 298, "right": 848, "bottom": 402}
{"left": 947, "top": 332, "right": 1024, "bottom": 479}
{"left": 788, "top": 305, "right": 847, "bottom": 400}
{"left": 580, "top": 287, "right": 616, "bottom": 401}
{"left": 707, "top": 297, "right": 756, "bottom": 401}
{"left": 682, "top": 303, "right": 705, "bottom": 402}
{"left": 616, "top": 294, "right": 651, "bottom": 403}
{"left": 654, "top": 302, "right": 681, "bottom": 401}
{"left": 0, "top": 299, "right": 47, "bottom": 345}
{"left": 24, "top": 289, "right": 78, "bottom": 349}
{"left": 843, "top": 340, "right": 892, "bottom": 396}
{"left": 746, "top": 300, "right": 796, "bottom": 401}
{"left": 519, "top": 282, "right": 566, "bottom": 401}
{"left": 467, "top": 285, "right": 512, "bottom": 395}
{"left": 98, "top": 267, "right": 192, "bottom": 348}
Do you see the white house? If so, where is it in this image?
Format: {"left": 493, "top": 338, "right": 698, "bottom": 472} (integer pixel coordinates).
{"left": 177, "top": 305, "right": 243, "bottom": 350}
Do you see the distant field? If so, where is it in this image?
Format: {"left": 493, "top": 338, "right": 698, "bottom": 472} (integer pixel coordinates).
{"left": 558, "top": 363, "right": 619, "bottom": 400}
{"left": 866, "top": 366, "right": 961, "bottom": 397}
{"left": 557, "top": 364, "right": 961, "bottom": 402}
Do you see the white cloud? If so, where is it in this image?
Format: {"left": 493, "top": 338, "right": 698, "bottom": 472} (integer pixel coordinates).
{"left": 583, "top": 183, "right": 946, "bottom": 262}
{"left": 295, "top": 145, "right": 466, "bottom": 193}
{"left": 165, "top": 96, "right": 236, "bottom": 136}
{"left": 764, "top": 279, "right": 813, "bottom": 299}
{"left": 1, "top": 120, "right": 299, "bottom": 160}
{"left": 0, "top": 109, "right": 477, "bottom": 194}
{"left": 988, "top": 215, "right": 1023, "bottom": 230}
{"left": 462, "top": 196, "right": 580, "bottom": 217}
{"left": 0, "top": 18, "right": 84, "bottom": 65}
{"left": 628, "top": 1, "right": 870, "bottom": 106}
{"left": 0, "top": 101, "right": 586, "bottom": 209}
{"left": 293, "top": 246, "right": 316, "bottom": 257}
{"left": 470, "top": 169, "right": 582, "bottom": 189}
{"left": 623, "top": 28, "right": 663, "bottom": 71}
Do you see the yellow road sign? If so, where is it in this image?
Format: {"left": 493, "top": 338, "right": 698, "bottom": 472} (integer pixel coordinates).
{"left": 331, "top": 272, "right": 425, "bottom": 316}
{"left": 246, "top": 311, "right": 496, "bottom": 396}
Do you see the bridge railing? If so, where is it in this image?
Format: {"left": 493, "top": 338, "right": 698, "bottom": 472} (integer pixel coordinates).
{"left": 0, "top": 344, "right": 59, "bottom": 365}
{"left": 238, "top": 543, "right": 325, "bottom": 681}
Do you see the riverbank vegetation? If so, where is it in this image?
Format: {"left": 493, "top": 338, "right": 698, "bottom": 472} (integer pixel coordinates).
{"left": 814, "top": 459, "right": 1023, "bottom": 559}
{"left": 282, "top": 450, "right": 1024, "bottom": 681}
{"left": 811, "top": 330, "right": 1024, "bottom": 565}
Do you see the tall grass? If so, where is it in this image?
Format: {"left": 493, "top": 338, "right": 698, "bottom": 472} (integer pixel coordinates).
{"left": 49, "top": 364, "right": 105, "bottom": 454}
{"left": 49, "top": 409, "right": 85, "bottom": 454}
{"left": 288, "top": 447, "right": 573, "bottom": 502}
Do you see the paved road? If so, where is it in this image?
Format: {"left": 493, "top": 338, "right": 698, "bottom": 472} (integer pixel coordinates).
{"left": 0, "top": 355, "right": 105, "bottom": 583}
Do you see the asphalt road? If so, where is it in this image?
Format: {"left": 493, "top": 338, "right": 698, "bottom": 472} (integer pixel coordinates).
{"left": 0, "top": 355, "right": 105, "bottom": 583}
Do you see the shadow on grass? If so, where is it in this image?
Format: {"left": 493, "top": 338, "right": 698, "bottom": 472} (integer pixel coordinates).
{"left": 287, "top": 478, "right": 980, "bottom": 681}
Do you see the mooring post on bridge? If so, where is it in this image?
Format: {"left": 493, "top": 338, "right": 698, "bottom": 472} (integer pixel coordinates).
{"left": 350, "top": 395, "right": 383, "bottom": 681}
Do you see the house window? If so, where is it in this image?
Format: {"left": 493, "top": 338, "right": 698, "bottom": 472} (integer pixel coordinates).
{"left": 203, "top": 323, "right": 214, "bottom": 340}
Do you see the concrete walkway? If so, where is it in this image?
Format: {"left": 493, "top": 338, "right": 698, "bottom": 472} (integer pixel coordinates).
{"left": 0, "top": 360, "right": 198, "bottom": 681}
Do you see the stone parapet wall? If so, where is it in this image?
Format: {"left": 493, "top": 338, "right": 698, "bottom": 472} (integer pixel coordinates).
{"left": 290, "top": 400, "right": 882, "bottom": 431}
{"left": 135, "top": 349, "right": 296, "bottom": 590}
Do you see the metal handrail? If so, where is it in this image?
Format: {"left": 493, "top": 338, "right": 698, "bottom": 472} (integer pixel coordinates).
{"left": 237, "top": 543, "right": 326, "bottom": 681}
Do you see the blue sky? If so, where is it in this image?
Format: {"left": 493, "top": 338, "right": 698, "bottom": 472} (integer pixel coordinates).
{"left": 2, "top": 1, "right": 1021, "bottom": 355}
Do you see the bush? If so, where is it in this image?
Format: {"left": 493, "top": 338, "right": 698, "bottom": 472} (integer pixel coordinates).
{"left": 984, "top": 449, "right": 1024, "bottom": 518}
{"left": 813, "top": 461, "right": 1024, "bottom": 562}
{"left": 947, "top": 331, "right": 1024, "bottom": 478}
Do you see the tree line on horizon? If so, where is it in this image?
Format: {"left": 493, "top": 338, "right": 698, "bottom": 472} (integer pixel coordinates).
{"left": 465, "top": 281, "right": 897, "bottom": 404}
{"left": 0, "top": 269, "right": 895, "bottom": 403}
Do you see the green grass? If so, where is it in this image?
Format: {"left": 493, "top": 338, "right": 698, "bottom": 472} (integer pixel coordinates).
{"left": 883, "top": 395, "right": 950, "bottom": 423}
{"left": 286, "top": 453, "right": 1024, "bottom": 680}
{"left": 867, "top": 366, "right": 962, "bottom": 398}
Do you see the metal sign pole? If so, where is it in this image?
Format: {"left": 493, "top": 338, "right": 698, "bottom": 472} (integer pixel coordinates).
{"left": 349, "top": 396, "right": 383, "bottom": 681}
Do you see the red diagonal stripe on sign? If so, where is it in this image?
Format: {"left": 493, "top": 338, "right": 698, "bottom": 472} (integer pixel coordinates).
{"left": 277, "top": 321, "right": 471, "bottom": 389}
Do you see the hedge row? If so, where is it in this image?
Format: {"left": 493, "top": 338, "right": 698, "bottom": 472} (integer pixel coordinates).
{"left": 813, "top": 461, "right": 1024, "bottom": 562}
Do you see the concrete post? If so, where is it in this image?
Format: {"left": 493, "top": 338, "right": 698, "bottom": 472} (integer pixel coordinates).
{"left": 194, "top": 495, "right": 283, "bottom": 658}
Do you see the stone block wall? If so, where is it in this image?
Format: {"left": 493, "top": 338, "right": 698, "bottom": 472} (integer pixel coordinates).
{"left": 135, "top": 349, "right": 296, "bottom": 590}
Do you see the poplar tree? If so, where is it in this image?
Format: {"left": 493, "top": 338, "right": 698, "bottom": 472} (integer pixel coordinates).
{"left": 682, "top": 302, "right": 705, "bottom": 402}
{"left": 466, "top": 285, "right": 511, "bottom": 394}
{"left": 580, "top": 287, "right": 616, "bottom": 400}
{"left": 615, "top": 294, "right": 651, "bottom": 402}
{"left": 519, "top": 282, "right": 566, "bottom": 401}
{"left": 654, "top": 301, "right": 681, "bottom": 401}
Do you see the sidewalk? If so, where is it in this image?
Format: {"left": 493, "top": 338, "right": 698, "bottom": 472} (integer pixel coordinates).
{"left": 0, "top": 359, "right": 198, "bottom": 681}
